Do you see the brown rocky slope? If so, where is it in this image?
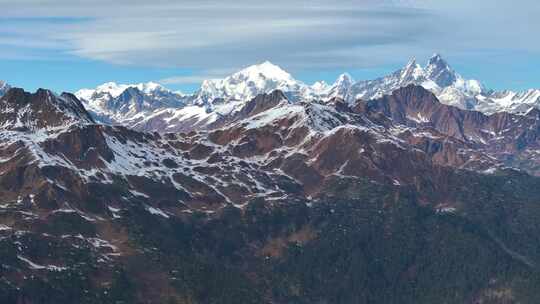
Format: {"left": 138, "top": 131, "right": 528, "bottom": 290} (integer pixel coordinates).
{"left": 1, "top": 85, "right": 540, "bottom": 303}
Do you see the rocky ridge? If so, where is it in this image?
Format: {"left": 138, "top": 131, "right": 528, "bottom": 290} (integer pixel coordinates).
{"left": 1, "top": 84, "right": 540, "bottom": 303}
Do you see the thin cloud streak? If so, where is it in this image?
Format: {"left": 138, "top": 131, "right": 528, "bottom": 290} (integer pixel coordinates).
{"left": 1, "top": 0, "right": 539, "bottom": 91}
{"left": 1, "top": 0, "right": 438, "bottom": 71}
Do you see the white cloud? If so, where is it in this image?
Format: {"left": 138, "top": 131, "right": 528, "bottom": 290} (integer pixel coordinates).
{"left": 1, "top": 0, "right": 539, "bottom": 76}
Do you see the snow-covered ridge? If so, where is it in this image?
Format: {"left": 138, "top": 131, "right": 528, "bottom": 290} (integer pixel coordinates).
{"left": 75, "top": 81, "right": 188, "bottom": 126}
{"left": 192, "top": 61, "right": 362, "bottom": 107}
{"left": 76, "top": 81, "right": 182, "bottom": 101}
{"left": 0, "top": 88, "right": 94, "bottom": 132}
{"left": 73, "top": 62, "right": 361, "bottom": 130}
{"left": 70, "top": 55, "right": 540, "bottom": 133}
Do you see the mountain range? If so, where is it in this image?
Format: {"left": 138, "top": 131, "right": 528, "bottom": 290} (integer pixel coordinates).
{"left": 1, "top": 56, "right": 540, "bottom": 303}
{"left": 34, "top": 54, "right": 538, "bottom": 134}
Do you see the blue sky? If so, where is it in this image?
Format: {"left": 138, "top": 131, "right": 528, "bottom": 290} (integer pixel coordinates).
{"left": 1, "top": 0, "right": 539, "bottom": 93}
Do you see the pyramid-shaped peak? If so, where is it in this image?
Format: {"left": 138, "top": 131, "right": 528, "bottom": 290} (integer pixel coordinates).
{"left": 404, "top": 57, "right": 419, "bottom": 68}
{"left": 399, "top": 57, "right": 424, "bottom": 81}
{"left": 427, "top": 53, "right": 451, "bottom": 70}
{"left": 332, "top": 73, "right": 354, "bottom": 91}
{"left": 425, "top": 54, "right": 459, "bottom": 88}
{"left": 258, "top": 60, "right": 283, "bottom": 69}
{"left": 429, "top": 53, "right": 445, "bottom": 62}
{"left": 336, "top": 73, "right": 354, "bottom": 83}
{"left": 234, "top": 61, "right": 294, "bottom": 81}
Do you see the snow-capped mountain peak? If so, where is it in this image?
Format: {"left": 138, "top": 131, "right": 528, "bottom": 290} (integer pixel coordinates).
{"left": 399, "top": 58, "right": 425, "bottom": 82}
{"left": 426, "top": 53, "right": 449, "bottom": 68}
{"left": 343, "top": 54, "right": 491, "bottom": 110}
{"left": 322, "top": 73, "right": 354, "bottom": 99}
{"left": 75, "top": 82, "right": 128, "bottom": 104}
{"left": 137, "top": 81, "right": 170, "bottom": 94}
{"left": 0, "top": 80, "right": 11, "bottom": 97}
{"left": 334, "top": 73, "right": 354, "bottom": 86}
{"left": 193, "top": 61, "right": 303, "bottom": 106}
{"left": 95, "top": 82, "right": 130, "bottom": 98}
{"left": 425, "top": 53, "right": 458, "bottom": 87}
{"left": 233, "top": 61, "right": 296, "bottom": 84}
{"left": 423, "top": 54, "right": 484, "bottom": 94}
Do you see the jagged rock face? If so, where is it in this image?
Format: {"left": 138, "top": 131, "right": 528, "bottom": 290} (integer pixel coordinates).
{"left": 347, "top": 58, "right": 429, "bottom": 101}
{"left": 425, "top": 54, "right": 458, "bottom": 87}
{"left": 344, "top": 55, "right": 485, "bottom": 112}
{"left": 76, "top": 82, "right": 188, "bottom": 126}
{"left": 355, "top": 85, "right": 540, "bottom": 175}
{"left": 133, "top": 90, "right": 291, "bottom": 133}
{"left": 358, "top": 85, "right": 486, "bottom": 140}
{"left": 3, "top": 86, "right": 540, "bottom": 303}
{"left": 0, "top": 88, "right": 94, "bottom": 131}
